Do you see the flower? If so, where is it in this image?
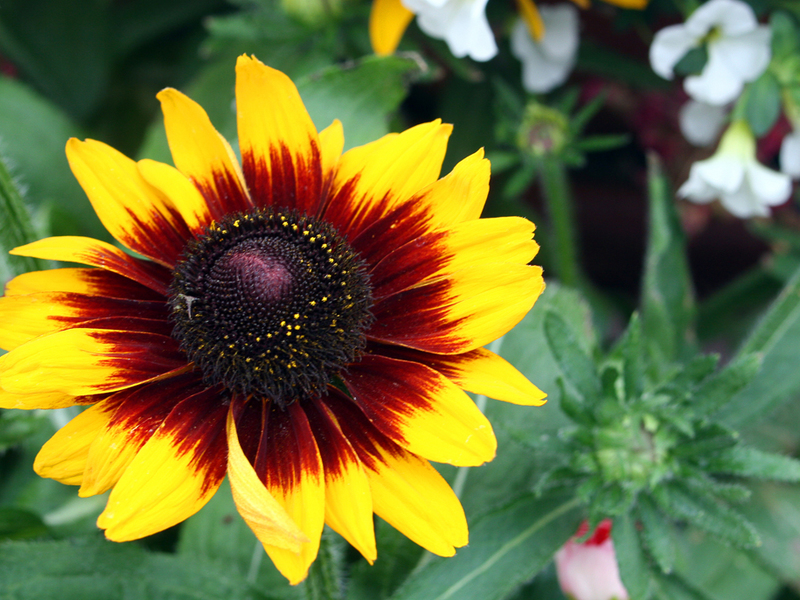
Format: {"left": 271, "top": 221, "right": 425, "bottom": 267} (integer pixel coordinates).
{"left": 678, "top": 119, "right": 792, "bottom": 217}
{"left": 515, "top": 0, "right": 647, "bottom": 43}
{"left": 780, "top": 129, "right": 800, "bottom": 179}
{"left": 649, "top": 0, "right": 771, "bottom": 106}
{"left": 369, "top": 0, "right": 497, "bottom": 61}
{"left": 678, "top": 99, "right": 727, "bottom": 147}
{"left": 0, "top": 56, "right": 546, "bottom": 584}
{"left": 555, "top": 520, "right": 629, "bottom": 600}
{"left": 510, "top": 4, "right": 579, "bottom": 94}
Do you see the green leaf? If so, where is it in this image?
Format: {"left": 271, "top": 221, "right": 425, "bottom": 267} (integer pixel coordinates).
{"left": 637, "top": 495, "right": 676, "bottom": 575}
{"left": 704, "top": 446, "right": 800, "bottom": 482}
{"left": 305, "top": 530, "right": 345, "bottom": 600}
{"left": 0, "top": 508, "right": 48, "bottom": 540}
{"left": 770, "top": 11, "right": 799, "bottom": 61}
{"left": 613, "top": 513, "right": 651, "bottom": 600}
{"left": 743, "top": 70, "right": 781, "bottom": 137}
{"left": 652, "top": 483, "right": 760, "bottom": 549}
{"left": 544, "top": 309, "right": 601, "bottom": 402}
{"left": 388, "top": 494, "right": 582, "bottom": 600}
{"left": 691, "top": 354, "right": 762, "bottom": 418}
{"left": 651, "top": 572, "right": 715, "bottom": 600}
{"left": 0, "top": 410, "right": 48, "bottom": 453}
{"left": 0, "top": 154, "right": 44, "bottom": 282}
{"left": 0, "top": 536, "right": 271, "bottom": 600}
{"left": 295, "top": 56, "right": 424, "bottom": 151}
{"left": 720, "top": 264, "right": 800, "bottom": 427}
{"left": 641, "top": 153, "right": 695, "bottom": 372}
{"left": 673, "top": 46, "right": 708, "bottom": 77}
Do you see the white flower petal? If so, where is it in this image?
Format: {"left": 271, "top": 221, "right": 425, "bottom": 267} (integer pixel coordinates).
{"left": 649, "top": 25, "right": 699, "bottom": 80}
{"left": 715, "top": 27, "right": 771, "bottom": 83}
{"left": 411, "top": 0, "right": 497, "bottom": 61}
{"left": 693, "top": 154, "right": 745, "bottom": 193}
{"left": 747, "top": 161, "right": 792, "bottom": 206}
{"left": 721, "top": 183, "right": 769, "bottom": 218}
{"left": 679, "top": 100, "right": 727, "bottom": 147}
{"left": 511, "top": 18, "right": 575, "bottom": 93}
{"left": 684, "top": 42, "right": 744, "bottom": 105}
{"left": 678, "top": 167, "right": 720, "bottom": 203}
{"left": 780, "top": 131, "right": 800, "bottom": 179}
{"left": 538, "top": 4, "right": 579, "bottom": 63}
{"left": 685, "top": 0, "right": 757, "bottom": 37}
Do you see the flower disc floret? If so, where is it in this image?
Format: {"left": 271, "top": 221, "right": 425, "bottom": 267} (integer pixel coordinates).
{"left": 170, "top": 209, "right": 373, "bottom": 404}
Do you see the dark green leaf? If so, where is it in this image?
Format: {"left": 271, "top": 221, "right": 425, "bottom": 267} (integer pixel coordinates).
{"left": 744, "top": 71, "right": 781, "bottom": 137}
{"left": 573, "top": 134, "right": 630, "bottom": 153}
{"left": 653, "top": 483, "right": 760, "bottom": 549}
{"left": 770, "top": 11, "right": 799, "bottom": 61}
{"left": 613, "top": 513, "right": 651, "bottom": 600}
{"left": 0, "top": 508, "right": 48, "bottom": 540}
{"left": 557, "top": 378, "right": 595, "bottom": 427}
{"left": 0, "top": 410, "right": 47, "bottom": 453}
{"left": 305, "top": 530, "right": 345, "bottom": 600}
{"left": 651, "top": 572, "right": 715, "bottom": 600}
{"left": 704, "top": 446, "right": 800, "bottom": 482}
{"left": 641, "top": 153, "right": 695, "bottom": 372}
{"left": 544, "top": 310, "right": 601, "bottom": 402}
{"left": 637, "top": 496, "right": 676, "bottom": 574}
{"left": 673, "top": 46, "right": 708, "bottom": 77}
{"left": 0, "top": 154, "right": 44, "bottom": 283}
{"left": 388, "top": 494, "right": 582, "bottom": 600}
{"left": 0, "top": 536, "right": 270, "bottom": 600}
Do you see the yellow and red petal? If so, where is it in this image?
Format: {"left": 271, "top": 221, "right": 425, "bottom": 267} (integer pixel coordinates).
{"left": 11, "top": 237, "right": 171, "bottom": 296}
{"left": 4, "top": 268, "right": 163, "bottom": 300}
{"left": 370, "top": 263, "right": 544, "bottom": 354}
{"left": 325, "top": 391, "right": 468, "bottom": 555}
{"left": 158, "top": 88, "right": 252, "bottom": 220}
{"left": 33, "top": 401, "right": 115, "bottom": 486}
{"left": 66, "top": 139, "right": 192, "bottom": 267}
{"left": 226, "top": 407, "right": 307, "bottom": 553}
{"left": 342, "top": 353, "right": 496, "bottom": 467}
{"left": 379, "top": 345, "right": 546, "bottom": 406}
{"left": 236, "top": 56, "right": 323, "bottom": 215}
{"left": 318, "top": 120, "right": 344, "bottom": 197}
{"left": 97, "top": 383, "right": 228, "bottom": 541}
{"left": 369, "top": 0, "right": 415, "bottom": 56}
{"left": 307, "top": 396, "right": 377, "bottom": 563}
{"left": 0, "top": 326, "right": 186, "bottom": 396}
{"left": 323, "top": 121, "right": 451, "bottom": 239}
{"left": 0, "top": 292, "right": 167, "bottom": 351}
{"left": 137, "top": 158, "right": 214, "bottom": 236}
{"left": 79, "top": 373, "right": 207, "bottom": 497}
{"left": 234, "top": 398, "right": 325, "bottom": 584}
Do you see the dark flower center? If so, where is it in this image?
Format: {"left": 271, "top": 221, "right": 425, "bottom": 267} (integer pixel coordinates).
{"left": 169, "top": 209, "right": 373, "bottom": 406}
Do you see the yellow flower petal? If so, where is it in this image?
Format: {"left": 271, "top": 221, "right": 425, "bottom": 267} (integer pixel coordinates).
{"left": 0, "top": 388, "right": 76, "bottom": 409}
{"left": 369, "top": 0, "right": 415, "bottom": 56}
{"left": 318, "top": 119, "right": 344, "bottom": 194}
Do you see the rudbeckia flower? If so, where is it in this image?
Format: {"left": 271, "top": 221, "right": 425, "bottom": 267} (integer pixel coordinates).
{"left": 0, "top": 56, "right": 545, "bottom": 584}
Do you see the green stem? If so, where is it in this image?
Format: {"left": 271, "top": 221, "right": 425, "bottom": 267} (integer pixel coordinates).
{"left": 0, "top": 153, "right": 43, "bottom": 281}
{"left": 539, "top": 157, "right": 582, "bottom": 288}
{"left": 304, "top": 530, "right": 344, "bottom": 600}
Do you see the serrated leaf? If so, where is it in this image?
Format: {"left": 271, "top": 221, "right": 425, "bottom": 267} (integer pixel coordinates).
{"left": 0, "top": 536, "right": 270, "bottom": 600}
{"left": 658, "top": 354, "right": 719, "bottom": 398}
{"left": 637, "top": 495, "right": 676, "bottom": 574}
{"left": 744, "top": 71, "right": 781, "bottom": 137}
{"left": 617, "top": 313, "right": 643, "bottom": 401}
{"left": 704, "top": 445, "right": 800, "bottom": 482}
{"left": 305, "top": 530, "right": 345, "bottom": 600}
{"left": 613, "top": 513, "right": 651, "bottom": 600}
{"left": 557, "top": 378, "right": 595, "bottom": 427}
{"left": 653, "top": 483, "right": 760, "bottom": 549}
{"left": 544, "top": 310, "right": 601, "bottom": 402}
{"left": 682, "top": 471, "right": 751, "bottom": 504}
{"left": 388, "top": 493, "right": 582, "bottom": 600}
{"left": 641, "top": 153, "right": 695, "bottom": 373}
{"left": 0, "top": 154, "right": 44, "bottom": 283}
{"left": 651, "top": 572, "right": 716, "bottom": 600}
{"left": 671, "top": 424, "right": 737, "bottom": 458}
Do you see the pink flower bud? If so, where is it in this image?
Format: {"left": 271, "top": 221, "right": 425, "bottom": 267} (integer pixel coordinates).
{"left": 555, "top": 520, "right": 629, "bottom": 600}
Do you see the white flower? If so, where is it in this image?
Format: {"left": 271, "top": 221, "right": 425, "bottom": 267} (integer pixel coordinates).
{"left": 679, "top": 100, "right": 727, "bottom": 146}
{"left": 555, "top": 520, "right": 629, "bottom": 600}
{"left": 780, "top": 130, "right": 800, "bottom": 179}
{"left": 401, "top": 0, "right": 497, "bottom": 61}
{"left": 510, "top": 4, "right": 579, "bottom": 94}
{"left": 649, "top": 0, "right": 771, "bottom": 105}
{"left": 679, "top": 120, "right": 792, "bottom": 217}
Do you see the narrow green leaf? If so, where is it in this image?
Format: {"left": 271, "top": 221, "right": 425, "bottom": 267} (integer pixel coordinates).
{"left": 619, "top": 313, "right": 643, "bottom": 401}
{"left": 704, "top": 445, "right": 800, "bottom": 482}
{"left": 304, "top": 530, "right": 344, "bottom": 600}
{"left": 744, "top": 71, "right": 781, "bottom": 137}
{"left": 388, "top": 494, "right": 582, "bottom": 600}
{"left": 0, "top": 154, "right": 44, "bottom": 282}
{"left": 556, "top": 378, "right": 595, "bottom": 426}
{"left": 641, "top": 153, "right": 695, "bottom": 372}
{"left": 613, "top": 513, "right": 651, "bottom": 600}
{"left": 653, "top": 483, "right": 760, "bottom": 549}
{"left": 637, "top": 496, "right": 676, "bottom": 575}
{"left": 652, "top": 572, "right": 715, "bottom": 600}
{"left": 544, "top": 310, "right": 601, "bottom": 402}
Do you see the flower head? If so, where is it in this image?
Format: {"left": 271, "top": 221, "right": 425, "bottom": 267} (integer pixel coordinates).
{"left": 0, "top": 56, "right": 545, "bottom": 584}
{"left": 678, "top": 99, "right": 727, "bottom": 147}
{"left": 511, "top": 4, "right": 580, "bottom": 94}
{"left": 678, "top": 119, "right": 792, "bottom": 217}
{"left": 370, "top": 0, "right": 497, "bottom": 61}
{"left": 780, "top": 129, "right": 800, "bottom": 179}
{"left": 649, "top": 0, "right": 771, "bottom": 105}
{"left": 555, "top": 520, "right": 629, "bottom": 600}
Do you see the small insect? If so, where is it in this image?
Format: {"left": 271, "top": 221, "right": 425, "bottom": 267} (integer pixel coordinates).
{"left": 176, "top": 294, "right": 199, "bottom": 319}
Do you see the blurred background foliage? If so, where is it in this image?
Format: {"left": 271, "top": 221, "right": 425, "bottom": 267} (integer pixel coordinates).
{"left": 2, "top": 0, "right": 800, "bottom": 599}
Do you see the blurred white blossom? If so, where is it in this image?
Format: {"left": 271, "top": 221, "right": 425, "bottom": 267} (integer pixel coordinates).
{"left": 679, "top": 99, "right": 727, "bottom": 146}
{"left": 555, "top": 520, "right": 629, "bottom": 600}
{"left": 780, "top": 130, "right": 800, "bottom": 179}
{"left": 679, "top": 120, "right": 792, "bottom": 217}
{"left": 649, "top": 0, "right": 771, "bottom": 105}
{"left": 402, "top": 0, "right": 498, "bottom": 61}
{"left": 510, "top": 4, "right": 579, "bottom": 94}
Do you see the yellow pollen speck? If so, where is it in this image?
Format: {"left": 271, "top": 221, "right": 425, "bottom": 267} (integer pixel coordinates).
{"left": 310, "top": 301, "right": 316, "bottom": 306}
{"left": 294, "top": 313, "right": 300, "bottom": 319}
{"left": 322, "top": 296, "right": 328, "bottom": 302}
{"left": 256, "top": 337, "right": 261, "bottom": 342}
{"left": 294, "top": 325, "right": 300, "bottom": 330}
{"left": 222, "top": 230, "right": 228, "bottom": 234}
{"left": 246, "top": 357, "right": 251, "bottom": 362}
{"left": 287, "top": 331, "right": 292, "bottom": 336}
{"left": 321, "top": 243, "right": 327, "bottom": 249}
{"left": 229, "top": 344, "right": 235, "bottom": 349}
{"left": 292, "top": 224, "right": 298, "bottom": 231}
{"left": 234, "top": 219, "right": 240, "bottom": 227}
{"left": 303, "top": 230, "right": 309, "bottom": 236}
{"left": 280, "top": 321, "right": 286, "bottom": 327}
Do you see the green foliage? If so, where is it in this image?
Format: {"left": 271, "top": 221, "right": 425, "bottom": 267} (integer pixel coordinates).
{"left": 0, "top": 154, "right": 44, "bottom": 283}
